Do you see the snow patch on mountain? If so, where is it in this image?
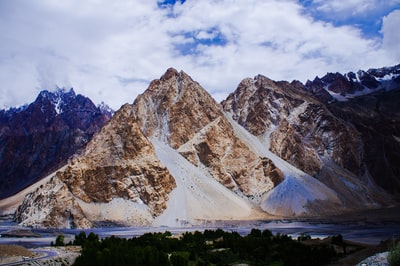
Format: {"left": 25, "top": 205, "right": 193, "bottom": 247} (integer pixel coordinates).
{"left": 325, "top": 65, "right": 400, "bottom": 100}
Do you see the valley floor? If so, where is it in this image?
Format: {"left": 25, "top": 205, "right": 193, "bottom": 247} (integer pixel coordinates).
{"left": 0, "top": 205, "right": 399, "bottom": 265}
{"left": 0, "top": 245, "right": 81, "bottom": 266}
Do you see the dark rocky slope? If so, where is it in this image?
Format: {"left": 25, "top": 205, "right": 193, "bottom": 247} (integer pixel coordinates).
{"left": 328, "top": 89, "right": 400, "bottom": 195}
{"left": 0, "top": 89, "right": 112, "bottom": 198}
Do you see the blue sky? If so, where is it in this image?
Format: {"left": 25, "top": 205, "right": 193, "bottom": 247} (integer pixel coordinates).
{"left": 0, "top": 0, "right": 399, "bottom": 109}
{"left": 299, "top": 0, "right": 400, "bottom": 38}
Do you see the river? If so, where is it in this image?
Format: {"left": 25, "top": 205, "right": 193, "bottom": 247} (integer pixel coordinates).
{"left": 1, "top": 212, "right": 400, "bottom": 248}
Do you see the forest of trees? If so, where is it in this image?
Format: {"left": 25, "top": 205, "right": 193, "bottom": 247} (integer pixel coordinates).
{"left": 70, "top": 229, "right": 340, "bottom": 266}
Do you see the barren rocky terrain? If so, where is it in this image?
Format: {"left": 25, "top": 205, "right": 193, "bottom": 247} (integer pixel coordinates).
{"left": 0, "top": 245, "right": 81, "bottom": 265}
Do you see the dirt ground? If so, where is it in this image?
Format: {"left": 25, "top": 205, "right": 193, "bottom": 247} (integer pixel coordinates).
{"left": 0, "top": 244, "right": 33, "bottom": 257}
{"left": 0, "top": 244, "right": 33, "bottom": 264}
{"left": 0, "top": 245, "right": 81, "bottom": 265}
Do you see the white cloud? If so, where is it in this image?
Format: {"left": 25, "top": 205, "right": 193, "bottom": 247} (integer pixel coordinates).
{"left": 0, "top": 0, "right": 398, "bottom": 109}
{"left": 382, "top": 9, "right": 400, "bottom": 61}
{"left": 311, "top": 0, "right": 400, "bottom": 17}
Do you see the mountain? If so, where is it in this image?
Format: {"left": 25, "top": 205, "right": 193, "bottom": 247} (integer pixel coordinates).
{"left": 305, "top": 64, "right": 400, "bottom": 103}
{"left": 0, "top": 88, "right": 113, "bottom": 199}
{"left": 221, "top": 75, "right": 389, "bottom": 211}
{"left": 15, "top": 104, "right": 175, "bottom": 228}
{"left": 12, "top": 66, "right": 400, "bottom": 228}
{"left": 327, "top": 89, "right": 400, "bottom": 195}
{"left": 303, "top": 64, "right": 400, "bottom": 195}
{"left": 132, "top": 68, "right": 282, "bottom": 202}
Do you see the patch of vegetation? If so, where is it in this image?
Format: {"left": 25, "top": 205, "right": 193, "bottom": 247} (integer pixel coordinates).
{"left": 388, "top": 241, "right": 400, "bottom": 266}
{"left": 73, "top": 229, "right": 339, "bottom": 266}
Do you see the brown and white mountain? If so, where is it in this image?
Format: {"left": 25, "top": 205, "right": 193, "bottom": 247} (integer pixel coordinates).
{"left": 0, "top": 88, "right": 112, "bottom": 199}
{"left": 14, "top": 68, "right": 283, "bottom": 228}
{"left": 15, "top": 104, "right": 176, "bottom": 228}
{"left": 11, "top": 66, "right": 399, "bottom": 228}
{"left": 132, "top": 68, "right": 281, "bottom": 201}
{"left": 222, "top": 75, "right": 390, "bottom": 211}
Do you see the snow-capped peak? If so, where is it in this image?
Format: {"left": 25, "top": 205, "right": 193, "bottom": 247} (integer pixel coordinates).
{"left": 97, "top": 101, "right": 115, "bottom": 116}
{"left": 37, "top": 87, "right": 76, "bottom": 114}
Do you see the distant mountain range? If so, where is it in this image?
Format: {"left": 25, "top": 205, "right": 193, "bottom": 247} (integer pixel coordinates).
{"left": 0, "top": 88, "right": 113, "bottom": 199}
{"left": 2, "top": 64, "right": 399, "bottom": 228}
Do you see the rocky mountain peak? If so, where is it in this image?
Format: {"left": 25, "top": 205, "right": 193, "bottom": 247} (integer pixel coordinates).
{"left": 160, "top": 67, "right": 180, "bottom": 81}
{"left": 305, "top": 64, "right": 400, "bottom": 102}
{"left": 35, "top": 88, "right": 77, "bottom": 115}
{"left": 133, "top": 68, "right": 285, "bottom": 203}
{"left": 224, "top": 72, "right": 390, "bottom": 209}
{"left": 222, "top": 74, "right": 305, "bottom": 135}
{"left": 15, "top": 102, "right": 176, "bottom": 228}
{"left": 0, "top": 88, "right": 112, "bottom": 199}
{"left": 133, "top": 67, "right": 222, "bottom": 148}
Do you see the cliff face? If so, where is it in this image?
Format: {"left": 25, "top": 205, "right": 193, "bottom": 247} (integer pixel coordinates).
{"left": 0, "top": 89, "right": 112, "bottom": 199}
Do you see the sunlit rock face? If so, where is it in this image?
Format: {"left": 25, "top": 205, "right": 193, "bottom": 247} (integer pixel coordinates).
{"left": 222, "top": 74, "right": 361, "bottom": 177}
{"left": 15, "top": 104, "right": 176, "bottom": 228}
{"left": 133, "top": 67, "right": 222, "bottom": 149}
{"left": 133, "top": 68, "right": 281, "bottom": 200}
{"left": 14, "top": 175, "right": 92, "bottom": 228}
{"left": 222, "top": 76, "right": 305, "bottom": 136}
{"left": 222, "top": 73, "right": 390, "bottom": 209}
{"left": 59, "top": 104, "right": 176, "bottom": 216}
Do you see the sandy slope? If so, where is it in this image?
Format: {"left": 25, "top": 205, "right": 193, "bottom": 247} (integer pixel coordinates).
{"left": 224, "top": 111, "right": 341, "bottom": 216}
{"left": 0, "top": 166, "right": 67, "bottom": 215}
{"left": 152, "top": 139, "right": 265, "bottom": 227}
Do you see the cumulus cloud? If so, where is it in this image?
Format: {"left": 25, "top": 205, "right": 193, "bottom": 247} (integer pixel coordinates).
{"left": 310, "top": 0, "right": 400, "bottom": 17}
{"left": 382, "top": 9, "right": 400, "bottom": 60}
{"left": 0, "top": 0, "right": 398, "bottom": 109}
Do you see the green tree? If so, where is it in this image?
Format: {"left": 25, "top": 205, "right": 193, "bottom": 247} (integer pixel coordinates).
{"left": 388, "top": 241, "right": 400, "bottom": 266}
{"left": 170, "top": 253, "right": 188, "bottom": 266}
{"left": 74, "top": 231, "right": 87, "bottom": 245}
{"left": 55, "top": 234, "right": 65, "bottom": 246}
{"left": 249, "top": 228, "right": 262, "bottom": 238}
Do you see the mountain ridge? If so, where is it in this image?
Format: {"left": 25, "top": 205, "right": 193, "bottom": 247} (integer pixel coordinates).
{"left": 305, "top": 64, "right": 400, "bottom": 103}
{"left": 4, "top": 64, "right": 400, "bottom": 228}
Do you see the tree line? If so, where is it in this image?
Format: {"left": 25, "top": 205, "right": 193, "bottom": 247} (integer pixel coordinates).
{"left": 62, "top": 228, "right": 342, "bottom": 266}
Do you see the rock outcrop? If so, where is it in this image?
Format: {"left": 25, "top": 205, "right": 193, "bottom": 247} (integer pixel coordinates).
{"left": 14, "top": 174, "right": 92, "bottom": 228}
